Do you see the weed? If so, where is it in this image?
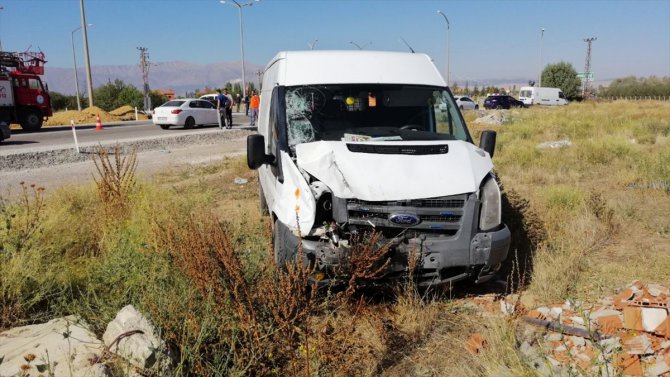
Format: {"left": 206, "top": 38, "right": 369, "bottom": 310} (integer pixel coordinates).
{"left": 93, "top": 145, "right": 137, "bottom": 216}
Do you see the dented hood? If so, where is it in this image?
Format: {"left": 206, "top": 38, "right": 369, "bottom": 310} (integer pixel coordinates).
{"left": 295, "top": 140, "right": 493, "bottom": 201}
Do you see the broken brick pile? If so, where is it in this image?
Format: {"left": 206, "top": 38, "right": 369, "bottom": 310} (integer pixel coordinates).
{"left": 463, "top": 281, "right": 670, "bottom": 377}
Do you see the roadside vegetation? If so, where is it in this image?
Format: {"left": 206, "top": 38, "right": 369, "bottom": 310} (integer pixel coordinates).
{"left": 1, "top": 101, "right": 669, "bottom": 375}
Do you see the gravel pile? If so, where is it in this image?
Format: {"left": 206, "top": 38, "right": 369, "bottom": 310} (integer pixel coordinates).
{"left": 0, "top": 129, "right": 253, "bottom": 172}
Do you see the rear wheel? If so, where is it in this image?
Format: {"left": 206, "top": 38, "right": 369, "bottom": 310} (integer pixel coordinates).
{"left": 159, "top": 124, "right": 170, "bottom": 130}
{"left": 20, "top": 109, "right": 43, "bottom": 131}
{"left": 184, "top": 117, "right": 195, "bottom": 129}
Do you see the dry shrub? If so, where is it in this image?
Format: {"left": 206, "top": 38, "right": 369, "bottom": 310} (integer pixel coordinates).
{"left": 0, "top": 182, "right": 46, "bottom": 329}
{"left": 93, "top": 145, "right": 137, "bottom": 216}
{"left": 335, "top": 231, "right": 394, "bottom": 298}
{"left": 0, "top": 182, "right": 45, "bottom": 254}
{"left": 151, "top": 210, "right": 320, "bottom": 375}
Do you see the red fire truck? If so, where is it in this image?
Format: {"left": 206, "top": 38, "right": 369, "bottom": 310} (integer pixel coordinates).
{"left": 0, "top": 51, "right": 53, "bottom": 131}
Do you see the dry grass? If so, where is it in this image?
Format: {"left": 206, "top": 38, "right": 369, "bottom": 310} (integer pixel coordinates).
{"left": 2, "top": 102, "right": 669, "bottom": 375}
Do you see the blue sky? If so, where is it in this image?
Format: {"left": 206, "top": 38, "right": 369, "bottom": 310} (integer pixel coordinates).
{"left": 2, "top": 0, "right": 669, "bottom": 84}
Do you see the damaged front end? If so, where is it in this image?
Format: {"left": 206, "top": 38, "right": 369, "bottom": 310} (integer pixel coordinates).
{"left": 291, "top": 178, "right": 511, "bottom": 288}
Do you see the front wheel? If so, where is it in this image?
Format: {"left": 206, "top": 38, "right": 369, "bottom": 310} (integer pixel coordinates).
{"left": 258, "top": 180, "right": 269, "bottom": 216}
{"left": 20, "top": 109, "right": 43, "bottom": 131}
{"left": 159, "top": 124, "right": 170, "bottom": 130}
{"left": 273, "top": 219, "right": 300, "bottom": 270}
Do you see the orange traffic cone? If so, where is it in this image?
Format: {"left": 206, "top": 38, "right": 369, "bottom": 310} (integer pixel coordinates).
{"left": 95, "top": 115, "right": 104, "bottom": 131}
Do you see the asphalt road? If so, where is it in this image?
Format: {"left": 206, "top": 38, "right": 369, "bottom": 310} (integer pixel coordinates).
{"left": 0, "top": 112, "right": 253, "bottom": 156}
{"left": 0, "top": 112, "right": 254, "bottom": 195}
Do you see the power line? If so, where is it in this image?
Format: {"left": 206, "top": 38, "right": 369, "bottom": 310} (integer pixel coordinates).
{"left": 582, "top": 37, "right": 597, "bottom": 98}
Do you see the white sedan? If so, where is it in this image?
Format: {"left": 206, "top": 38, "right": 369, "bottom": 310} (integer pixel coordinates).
{"left": 454, "top": 96, "right": 479, "bottom": 110}
{"left": 152, "top": 99, "right": 221, "bottom": 129}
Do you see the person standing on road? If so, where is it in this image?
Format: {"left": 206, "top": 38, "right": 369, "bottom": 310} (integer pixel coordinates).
{"left": 244, "top": 94, "right": 250, "bottom": 116}
{"left": 216, "top": 89, "right": 229, "bottom": 129}
{"left": 223, "top": 88, "right": 234, "bottom": 128}
{"left": 249, "top": 90, "right": 260, "bottom": 127}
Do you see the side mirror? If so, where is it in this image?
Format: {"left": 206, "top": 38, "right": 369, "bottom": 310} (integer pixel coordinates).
{"left": 479, "top": 130, "right": 497, "bottom": 158}
{"left": 247, "top": 134, "right": 274, "bottom": 169}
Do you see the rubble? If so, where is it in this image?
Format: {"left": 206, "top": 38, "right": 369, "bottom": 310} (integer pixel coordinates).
{"left": 460, "top": 281, "right": 670, "bottom": 376}
{"left": 103, "top": 305, "right": 173, "bottom": 373}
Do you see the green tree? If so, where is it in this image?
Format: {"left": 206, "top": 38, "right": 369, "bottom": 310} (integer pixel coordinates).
{"left": 599, "top": 76, "right": 670, "bottom": 97}
{"left": 149, "top": 91, "right": 169, "bottom": 108}
{"left": 541, "top": 62, "right": 581, "bottom": 98}
{"left": 93, "top": 79, "right": 143, "bottom": 111}
{"left": 49, "top": 91, "right": 78, "bottom": 111}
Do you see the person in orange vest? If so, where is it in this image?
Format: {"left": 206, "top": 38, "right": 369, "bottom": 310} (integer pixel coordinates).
{"left": 249, "top": 90, "right": 260, "bottom": 127}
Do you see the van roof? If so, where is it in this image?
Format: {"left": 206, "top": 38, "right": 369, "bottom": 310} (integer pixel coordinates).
{"left": 266, "top": 50, "right": 446, "bottom": 87}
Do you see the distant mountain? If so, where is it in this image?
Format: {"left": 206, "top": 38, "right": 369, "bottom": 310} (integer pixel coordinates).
{"left": 43, "top": 60, "right": 263, "bottom": 96}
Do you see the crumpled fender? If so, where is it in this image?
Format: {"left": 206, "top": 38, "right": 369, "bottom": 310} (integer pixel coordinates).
{"left": 271, "top": 151, "right": 316, "bottom": 235}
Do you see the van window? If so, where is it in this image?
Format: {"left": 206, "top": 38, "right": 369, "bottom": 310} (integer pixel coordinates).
{"left": 282, "top": 84, "right": 469, "bottom": 149}
{"left": 520, "top": 90, "right": 532, "bottom": 98}
{"left": 558, "top": 91, "right": 565, "bottom": 99}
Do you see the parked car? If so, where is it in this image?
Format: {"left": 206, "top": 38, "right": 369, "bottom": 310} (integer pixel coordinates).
{"left": 483, "top": 95, "right": 526, "bottom": 109}
{"left": 152, "top": 99, "right": 222, "bottom": 129}
{"left": 454, "top": 96, "right": 479, "bottom": 110}
{"left": 199, "top": 94, "right": 218, "bottom": 106}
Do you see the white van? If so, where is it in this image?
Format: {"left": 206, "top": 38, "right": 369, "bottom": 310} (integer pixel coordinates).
{"left": 247, "top": 51, "right": 510, "bottom": 287}
{"left": 519, "top": 86, "right": 568, "bottom": 106}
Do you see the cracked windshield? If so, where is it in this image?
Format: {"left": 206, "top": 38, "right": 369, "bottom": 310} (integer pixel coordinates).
{"left": 284, "top": 84, "right": 468, "bottom": 148}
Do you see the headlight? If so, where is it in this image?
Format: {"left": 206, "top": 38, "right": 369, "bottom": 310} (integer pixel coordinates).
{"left": 479, "top": 176, "right": 502, "bottom": 231}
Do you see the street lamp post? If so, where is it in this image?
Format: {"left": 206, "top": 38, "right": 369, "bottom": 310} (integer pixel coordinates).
{"left": 539, "top": 28, "right": 545, "bottom": 88}
{"left": 220, "top": 0, "right": 259, "bottom": 98}
{"left": 71, "top": 24, "right": 92, "bottom": 112}
{"left": 437, "top": 10, "right": 450, "bottom": 87}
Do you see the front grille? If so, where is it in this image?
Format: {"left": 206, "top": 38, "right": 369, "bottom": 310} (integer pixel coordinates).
{"left": 347, "top": 143, "right": 449, "bottom": 155}
{"left": 346, "top": 194, "right": 467, "bottom": 232}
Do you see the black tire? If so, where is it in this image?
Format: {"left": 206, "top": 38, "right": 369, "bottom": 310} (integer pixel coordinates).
{"left": 19, "top": 109, "right": 43, "bottom": 131}
{"left": 184, "top": 117, "right": 195, "bottom": 129}
{"left": 475, "top": 104, "right": 479, "bottom": 110}
{"left": 259, "top": 181, "right": 269, "bottom": 216}
{"left": 273, "top": 219, "right": 300, "bottom": 270}
{"left": 159, "top": 124, "right": 170, "bottom": 130}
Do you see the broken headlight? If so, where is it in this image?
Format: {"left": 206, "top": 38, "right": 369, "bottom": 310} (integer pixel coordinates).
{"left": 479, "top": 176, "right": 501, "bottom": 232}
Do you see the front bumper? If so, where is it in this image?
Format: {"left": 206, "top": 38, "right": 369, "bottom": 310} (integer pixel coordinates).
{"left": 302, "top": 224, "right": 511, "bottom": 288}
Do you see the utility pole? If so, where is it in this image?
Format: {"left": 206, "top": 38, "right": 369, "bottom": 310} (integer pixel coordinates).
{"left": 137, "top": 47, "right": 151, "bottom": 111}
{"left": 80, "top": 0, "right": 94, "bottom": 107}
{"left": 255, "top": 69, "right": 263, "bottom": 90}
{"left": 582, "top": 37, "right": 597, "bottom": 98}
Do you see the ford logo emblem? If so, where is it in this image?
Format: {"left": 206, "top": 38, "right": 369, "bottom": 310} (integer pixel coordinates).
{"left": 388, "top": 213, "right": 421, "bottom": 226}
